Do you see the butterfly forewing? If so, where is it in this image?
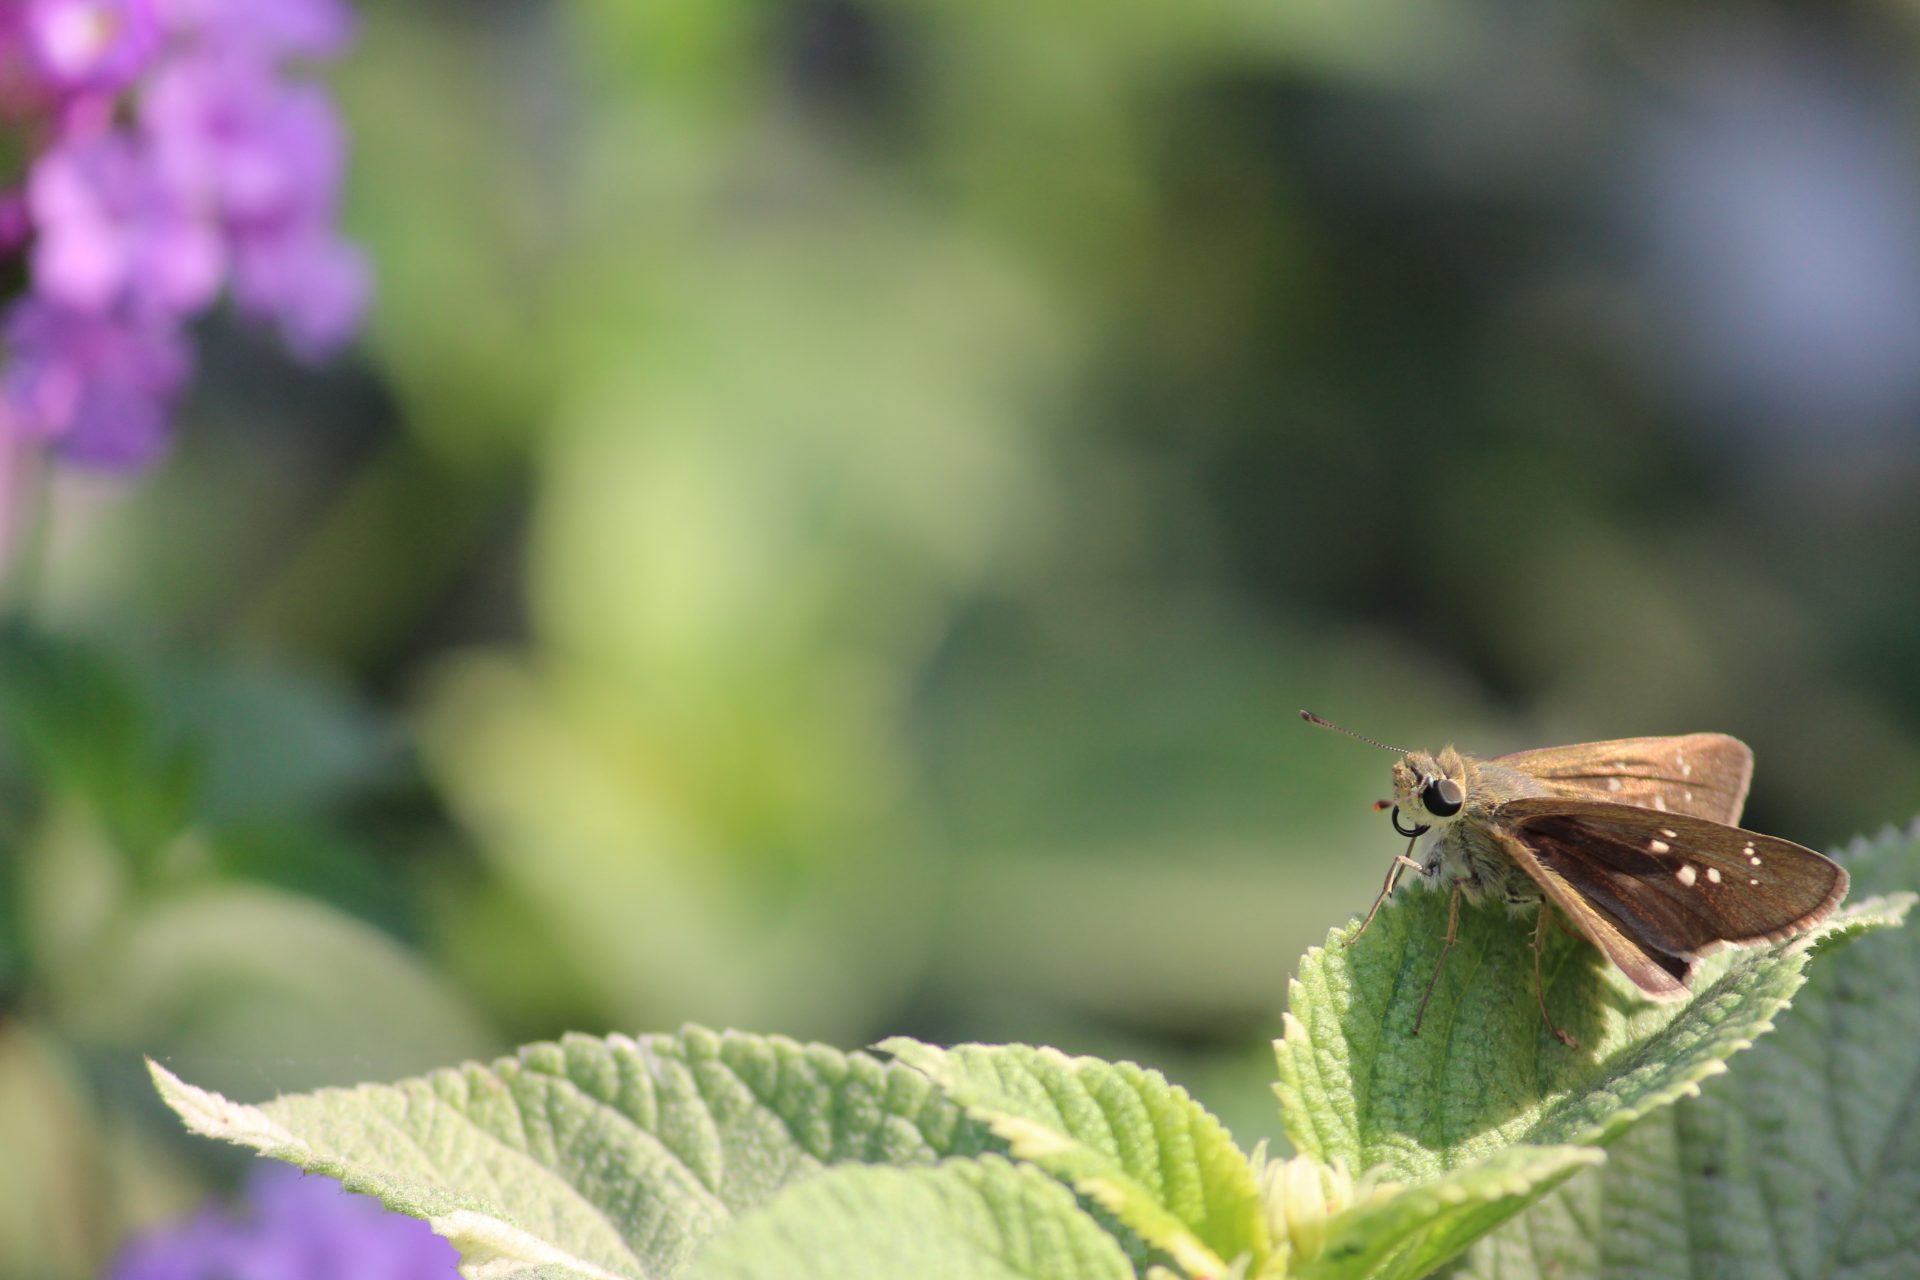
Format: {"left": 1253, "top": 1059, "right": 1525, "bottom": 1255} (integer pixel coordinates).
{"left": 1494, "top": 734, "right": 1752, "bottom": 824}
{"left": 1490, "top": 797, "right": 1848, "bottom": 997}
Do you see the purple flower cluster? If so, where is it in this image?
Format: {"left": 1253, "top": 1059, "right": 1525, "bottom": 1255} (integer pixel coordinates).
{"left": 110, "top": 1164, "right": 460, "bottom": 1280}
{"left": 0, "top": 0, "right": 366, "bottom": 468}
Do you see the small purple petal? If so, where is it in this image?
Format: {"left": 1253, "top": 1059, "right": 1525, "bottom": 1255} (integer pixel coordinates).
{"left": 27, "top": 129, "right": 225, "bottom": 315}
{"left": 2, "top": 299, "right": 191, "bottom": 467}
{"left": 0, "top": 0, "right": 367, "bottom": 474}
{"left": 142, "top": 50, "right": 345, "bottom": 233}
{"left": 108, "top": 1165, "right": 460, "bottom": 1280}
{"left": 23, "top": 0, "right": 161, "bottom": 93}
{"left": 154, "top": 0, "right": 355, "bottom": 59}
{"left": 107, "top": 1210, "right": 242, "bottom": 1280}
{"left": 233, "top": 226, "right": 367, "bottom": 359}
{"left": 0, "top": 11, "right": 60, "bottom": 120}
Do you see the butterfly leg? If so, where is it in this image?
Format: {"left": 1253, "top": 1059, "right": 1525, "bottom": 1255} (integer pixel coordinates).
{"left": 1346, "top": 841, "right": 1424, "bottom": 946}
{"left": 1532, "top": 907, "right": 1579, "bottom": 1048}
{"left": 1412, "top": 881, "right": 1462, "bottom": 1035}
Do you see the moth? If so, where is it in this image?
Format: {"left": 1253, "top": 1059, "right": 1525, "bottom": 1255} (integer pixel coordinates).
{"left": 1302, "top": 711, "right": 1849, "bottom": 1047}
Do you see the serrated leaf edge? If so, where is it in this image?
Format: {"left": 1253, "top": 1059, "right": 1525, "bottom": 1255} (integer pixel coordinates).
{"left": 970, "top": 1109, "right": 1230, "bottom": 1276}
{"left": 148, "top": 1060, "right": 634, "bottom": 1280}
{"left": 1543, "top": 895, "right": 1913, "bottom": 1151}
{"left": 1296, "top": 1145, "right": 1604, "bottom": 1280}
{"left": 882, "top": 1040, "right": 1245, "bottom": 1277}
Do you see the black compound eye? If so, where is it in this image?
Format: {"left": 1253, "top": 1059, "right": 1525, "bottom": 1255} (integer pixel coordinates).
{"left": 1421, "top": 777, "right": 1464, "bottom": 817}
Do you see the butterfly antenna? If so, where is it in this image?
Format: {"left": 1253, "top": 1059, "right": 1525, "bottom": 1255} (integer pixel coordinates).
{"left": 1299, "top": 710, "right": 1411, "bottom": 755}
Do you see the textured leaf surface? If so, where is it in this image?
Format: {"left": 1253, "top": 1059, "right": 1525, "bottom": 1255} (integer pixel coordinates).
{"left": 881, "top": 1040, "right": 1268, "bottom": 1275}
{"left": 685, "top": 1157, "right": 1135, "bottom": 1280}
{"left": 154, "top": 1026, "right": 986, "bottom": 1280}
{"left": 1442, "top": 825, "right": 1920, "bottom": 1280}
{"left": 1274, "top": 869, "right": 1906, "bottom": 1182}
{"left": 1299, "top": 1144, "right": 1601, "bottom": 1280}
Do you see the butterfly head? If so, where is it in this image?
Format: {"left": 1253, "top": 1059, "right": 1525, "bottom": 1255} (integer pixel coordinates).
{"left": 1296, "top": 713, "right": 1475, "bottom": 831}
{"left": 1392, "top": 746, "right": 1470, "bottom": 828}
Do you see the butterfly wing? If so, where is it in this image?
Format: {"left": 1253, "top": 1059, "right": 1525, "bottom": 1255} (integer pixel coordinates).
{"left": 1489, "top": 827, "right": 1696, "bottom": 999}
{"left": 1493, "top": 734, "right": 1752, "bottom": 824}
{"left": 1488, "top": 797, "right": 1848, "bottom": 999}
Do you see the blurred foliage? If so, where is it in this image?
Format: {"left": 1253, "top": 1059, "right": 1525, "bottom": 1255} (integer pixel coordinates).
{"left": 8, "top": 0, "right": 1920, "bottom": 1273}
{"left": 0, "top": 626, "right": 491, "bottom": 1275}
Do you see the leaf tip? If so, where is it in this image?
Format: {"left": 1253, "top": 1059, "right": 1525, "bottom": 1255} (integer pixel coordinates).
{"left": 146, "top": 1060, "right": 306, "bottom": 1156}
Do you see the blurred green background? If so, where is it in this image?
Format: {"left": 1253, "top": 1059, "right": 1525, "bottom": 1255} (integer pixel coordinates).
{"left": 9, "top": 0, "right": 1920, "bottom": 1272}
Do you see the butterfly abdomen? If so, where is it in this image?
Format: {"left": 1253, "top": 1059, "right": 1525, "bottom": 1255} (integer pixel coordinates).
{"left": 1427, "top": 820, "right": 1544, "bottom": 907}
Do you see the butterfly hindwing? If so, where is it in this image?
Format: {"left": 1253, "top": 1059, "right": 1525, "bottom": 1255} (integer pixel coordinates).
{"left": 1489, "top": 825, "right": 1697, "bottom": 999}
{"left": 1489, "top": 797, "right": 1848, "bottom": 997}
{"left": 1493, "top": 734, "right": 1752, "bottom": 824}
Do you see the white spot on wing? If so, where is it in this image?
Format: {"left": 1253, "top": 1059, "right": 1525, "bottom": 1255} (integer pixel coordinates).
{"left": 1650, "top": 839, "right": 1671, "bottom": 854}
{"left": 1607, "top": 777, "right": 1623, "bottom": 792}
{"left": 1707, "top": 867, "right": 1722, "bottom": 883}
{"left": 1750, "top": 878, "right": 1760, "bottom": 885}
{"left": 1652, "top": 795, "right": 1668, "bottom": 811}
{"left": 1676, "top": 865, "right": 1698, "bottom": 886}
{"left": 1660, "top": 828, "right": 1678, "bottom": 838}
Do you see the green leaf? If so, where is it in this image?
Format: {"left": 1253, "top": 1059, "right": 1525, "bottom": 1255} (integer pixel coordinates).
{"left": 881, "top": 1039, "right": 1269, "bottom": 1275}
{"left": 1275, "top": 879, "right": 1906, "bottom": 1178}
{"left": 1272, "top": 851, "right": 1909, "bottom": 1278}
{"left": 153, "top": 1025, "right": 987, "bottom": 1279}
{"left": 0, "top": 625, "right": 197, "bottom": 861}
{"left": 1298, "top": 1144, "right": 1601, "bottom": 1280}
{"left": 685, "top": 1157, "right": 1136, "bottom": 1280}
{"left": 1439, "top": 825, "right": 1920, "bottom": 1280}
